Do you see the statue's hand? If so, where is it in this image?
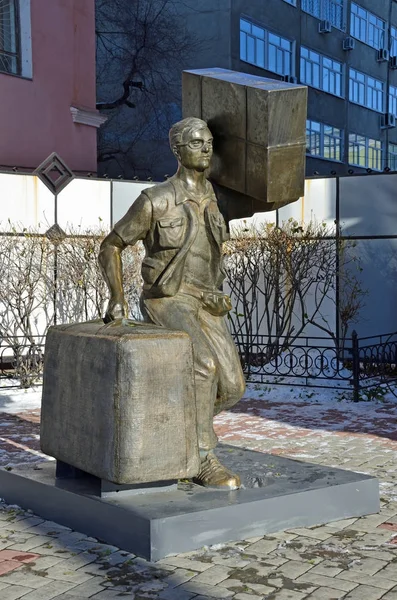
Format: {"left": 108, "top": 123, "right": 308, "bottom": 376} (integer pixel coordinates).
{"left": 104, "top": 298, "right": 128, "bottom": 324}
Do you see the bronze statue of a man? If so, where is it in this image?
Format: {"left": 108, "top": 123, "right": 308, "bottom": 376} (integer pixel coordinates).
{"left": 99, "top": 117, "right": 246, "bottom": 489}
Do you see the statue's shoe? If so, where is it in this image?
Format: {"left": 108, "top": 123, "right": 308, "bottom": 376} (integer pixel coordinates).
{"left": 193, "top": 452, "right": 241, "bottom": 490}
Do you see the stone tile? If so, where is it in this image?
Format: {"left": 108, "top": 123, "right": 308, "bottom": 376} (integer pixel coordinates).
{"left": 309, "top": 560, "right": 344, "bottom": 577}
{"left": 0, "top": 559, "right": 24, "bottom": 575}
{"left": 296, "top": 573, "right": 358, "bottom": 592}
{"left": 343, "top": 584, "right": 387, "bottom": 599}
{"left": 163, "top": 567, "right": 197, "bottom": 588}
{"left": 26, "top": 555, "right": 66, "bottom": 572}
{"left": 6, "top": 536, "right": 62, "bottom": 552}
{"left": 158, "top": 587, "right": 196, "bottom": 600}
{"left": 260, "top": 590, "right": 307, "bottom": 599}
{"left": 244, "top": 538, "right": 280, "bottom": 556}
{"left": 239, "top": 561, "right": 276, "bottom": 578}
{"left": 0, "top": 550, "right": 39, "bottom": 563}
{"left": 287, "top": 527, "right": 336, "bottom": 541}
{"left": 158, "top": 555, "right": 213, "bottom": 572}
{"left": 376, "top": 564, "right": 397, "bottom": 581}
{"left": 327, "top": 518, "right": 359, "bottom": 530}
{"left": 306, "top": 587, "right": 348, "bottom": 599}
{"left": 181, "top": 580, "right": 235, "bottom": 597}
{"left": 382, "top": 587, "right": 397, "bottom": 600}
{"left": 17, "top": 580, "right": 79, "bottom": 600}
{"left": 22, "top": 544, "right": 76, "bottom": 559}
{"left": 248, "top": 581, "right": 281, "bottom": 595}
{"left": 0, "top": 568, "right": 53, "bottom": 589}
{"left": 234, "top": 594, "right": 264, "bottom": 600}
{"left": 22, "top": 522, "right": 71, "bottom": 536}
{"left": 275, "top": 560, "right": 315, "bottom": 579}
{"left": 41, "top": 563, "right": 95, "bottom": 584}
{"left": 210, "top": 554, "right": 253, "bottom": 568}
{"left": 0, "top": 586, "right": 34, "bottom": 600}
{"left": 63, "top": 576, "right": 107, "bottom": 597}
{"left": 338, "top": 571, "right": 396, "bottom": 591}
{"left": 1, "top": 519, "right": 45, "bottom": 532}
{"left": 84, "top": 591, "right": 125, "bottom": 600}
{"left": 189, "top": 565, "right": 231, "bottom": 585}
{"left": 347, "top": 557, "right": 389, "bottom": 576}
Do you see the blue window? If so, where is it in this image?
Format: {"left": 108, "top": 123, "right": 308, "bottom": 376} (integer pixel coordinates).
{"left": 306, "top": 120, "right": 343, "bottom": 161}
{"left": 349, "top": 134, "right": 382, "bottom": 170}
{"left": 302, "top": 0, "right": 345, "bottom": 31}
{"left": 240, "top": 18, "right": 293, "bottom": 76}
{"left": 350, "top": 3, "right": 385, "bottom": 50}
{"left": 300, "top": 47, "right": 343, "bottom": 97}
{"left": 349, "top": 68, "right": 384, "bottom": 113}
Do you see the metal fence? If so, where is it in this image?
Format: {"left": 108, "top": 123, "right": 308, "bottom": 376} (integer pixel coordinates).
{"left": 0, "top": 336, "right": 45, "bottom": 389}
{"left": 2, "top": 330, "right": 397, "bottom": 399}
{"left": 234, "top": 330, "right": 397, "bottom": 401}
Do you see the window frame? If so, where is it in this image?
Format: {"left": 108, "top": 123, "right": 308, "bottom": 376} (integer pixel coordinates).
{"left": 301, "top": 0, "right": 345, "bottom": 31}
{"left": 350, "top": 2, "right": 386, "bottom": 51}
{"left": 348, "top": 133, "right": 383, "bottom": 171}
{"left": 300, "top": 46, "right": 344, "bottom": 98}
{"left": 240, "top": 16, "right": 294, "bottom": 76}
{"left": 388, "top": 142, "right": 397, "bottom": 171}
{"left": 306, "top": 119, "right": 343, "bottom": 162}
{"left": 0, "top": 0, "right": 21, "bottom": 76}
{"left": 390, "top": 26, "right": 397, "bottom": 58}
{"left": 349, "top": 68, "right": 384, "bottom": 113}
{"left": 389, "top": 85, "right": 397, "bottom": 118}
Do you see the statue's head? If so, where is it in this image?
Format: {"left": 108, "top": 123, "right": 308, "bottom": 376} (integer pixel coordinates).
{"left": 169, "top": 117, "right": 213, "bottom": 172}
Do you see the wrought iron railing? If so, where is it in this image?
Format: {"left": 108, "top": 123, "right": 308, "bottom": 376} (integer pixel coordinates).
{"left": 2, "top": 331, "right": 397, "bottom": 399}
{"left": 233, "top": 330, "right": 397, "bottom": 401}
{"left": 0, "top": 336, "right": 45, "bottom": 388}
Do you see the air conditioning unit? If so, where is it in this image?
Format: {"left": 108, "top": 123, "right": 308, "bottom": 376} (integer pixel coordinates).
{"left": 377, "top": 48, "right": 390, "bottom": 62}
{"left": 381, "top": 113, "right": 396, "bottom": 128}
{"left": 343, "top": 37, "right": 355, "bottom": 51}
{"left": 390, "top": 56, "right": 397, "bottom": 69}
{"left": 318, "top": 20, "right": 332, "bottom": 33}
{"left": 282, "top": 74, "right": 297, "bottom": 84}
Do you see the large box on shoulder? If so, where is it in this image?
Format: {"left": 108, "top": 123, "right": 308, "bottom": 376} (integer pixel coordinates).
{"left": 182, "top": 68, "right": 307, "bottom": 210}
{"left": 40, "top": 320, "right": 200, "bottom": 485}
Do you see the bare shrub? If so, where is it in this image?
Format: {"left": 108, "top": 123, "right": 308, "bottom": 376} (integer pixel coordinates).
{"left": 0, "top": 225, "right": 144, "bottom": 387}
{"left": 224, "top": 219, "right": 366, "bottom": 370}
{"left": 0, "top": 226, "right": 55, "bottom": 387}
{"left": 56, "top": 228, "right": 143, "bottom": 323}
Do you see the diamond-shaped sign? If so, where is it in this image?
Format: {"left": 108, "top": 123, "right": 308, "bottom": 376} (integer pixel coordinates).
{"left": 45, "top": 223, "right": 67, "bottom": 245}
{"left": 34, "top": 153, "right": 74, "bottom": 194}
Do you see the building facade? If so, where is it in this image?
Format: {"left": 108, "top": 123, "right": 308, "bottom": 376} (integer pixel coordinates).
{"left": 0, "top": 0, "right": 103, "bottom": 174}
{"left": 232, "top": 0, "right": 397, "bottom": 176}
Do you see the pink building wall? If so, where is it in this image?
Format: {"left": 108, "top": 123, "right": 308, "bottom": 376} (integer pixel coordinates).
{"left": 0, "top": 0, "right": 99, "bottom": 173}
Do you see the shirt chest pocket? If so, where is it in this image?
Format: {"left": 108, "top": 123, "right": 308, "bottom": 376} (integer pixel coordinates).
{"left": 209, "top": 213, "right": 229, "bottom": 243}
{"left": 156, "top": 217, "right": 186, "bottom": 250}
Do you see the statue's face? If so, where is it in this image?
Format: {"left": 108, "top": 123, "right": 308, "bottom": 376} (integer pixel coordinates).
{"left": 176, "top": 127, "right": 213, "bottom": 171}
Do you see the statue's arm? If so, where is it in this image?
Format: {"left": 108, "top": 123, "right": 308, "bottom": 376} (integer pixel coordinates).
{"left": 98, "top": 231, "right": 128, "bottom": 322}
{"left": 98, "top": 193, "right": 152, "bottom": 322}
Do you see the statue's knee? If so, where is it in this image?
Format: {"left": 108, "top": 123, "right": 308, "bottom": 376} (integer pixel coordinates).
{"left": 198, "top": 356, "right": 217, "bottom": 378}
{"left": 229, "top": 378, "right": 246, "bottom": 404}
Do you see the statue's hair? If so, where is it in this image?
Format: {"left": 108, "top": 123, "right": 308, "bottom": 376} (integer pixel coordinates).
{"left": 169, "top": 117, "right": 208, "bottom": 149}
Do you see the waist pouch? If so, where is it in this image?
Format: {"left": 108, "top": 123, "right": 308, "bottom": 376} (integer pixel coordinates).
{"left": 201, "top": 291, "right": 232, "bottom": 317}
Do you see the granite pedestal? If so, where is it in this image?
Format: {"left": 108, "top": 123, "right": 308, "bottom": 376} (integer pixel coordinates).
{"left": 0, "top": 445, "right": 379, "bottom": 561}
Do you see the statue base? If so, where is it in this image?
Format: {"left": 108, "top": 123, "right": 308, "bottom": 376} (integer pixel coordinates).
{"left": 0, "top": 445, "right": 379, "bottom": 562}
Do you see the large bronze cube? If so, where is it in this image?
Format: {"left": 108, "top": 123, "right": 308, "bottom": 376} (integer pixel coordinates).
{"left": 182, "top": 68, "right": 307, "bottom": 209}
{"left": 40, "top": 321, "right": 200, "bottom": 485}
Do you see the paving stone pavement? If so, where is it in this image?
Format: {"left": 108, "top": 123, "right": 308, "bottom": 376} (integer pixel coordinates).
{"left": 0, "top": 392, "right": 396, "bottom": 599}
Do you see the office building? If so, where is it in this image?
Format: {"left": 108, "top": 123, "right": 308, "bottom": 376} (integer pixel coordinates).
{"left": 233, "top": 0, "right": 397, "bottom": 176}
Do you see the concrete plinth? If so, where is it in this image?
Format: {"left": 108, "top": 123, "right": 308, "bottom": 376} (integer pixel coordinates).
{"left": 0, "top": 445, "right": 379, "bottom": 562}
